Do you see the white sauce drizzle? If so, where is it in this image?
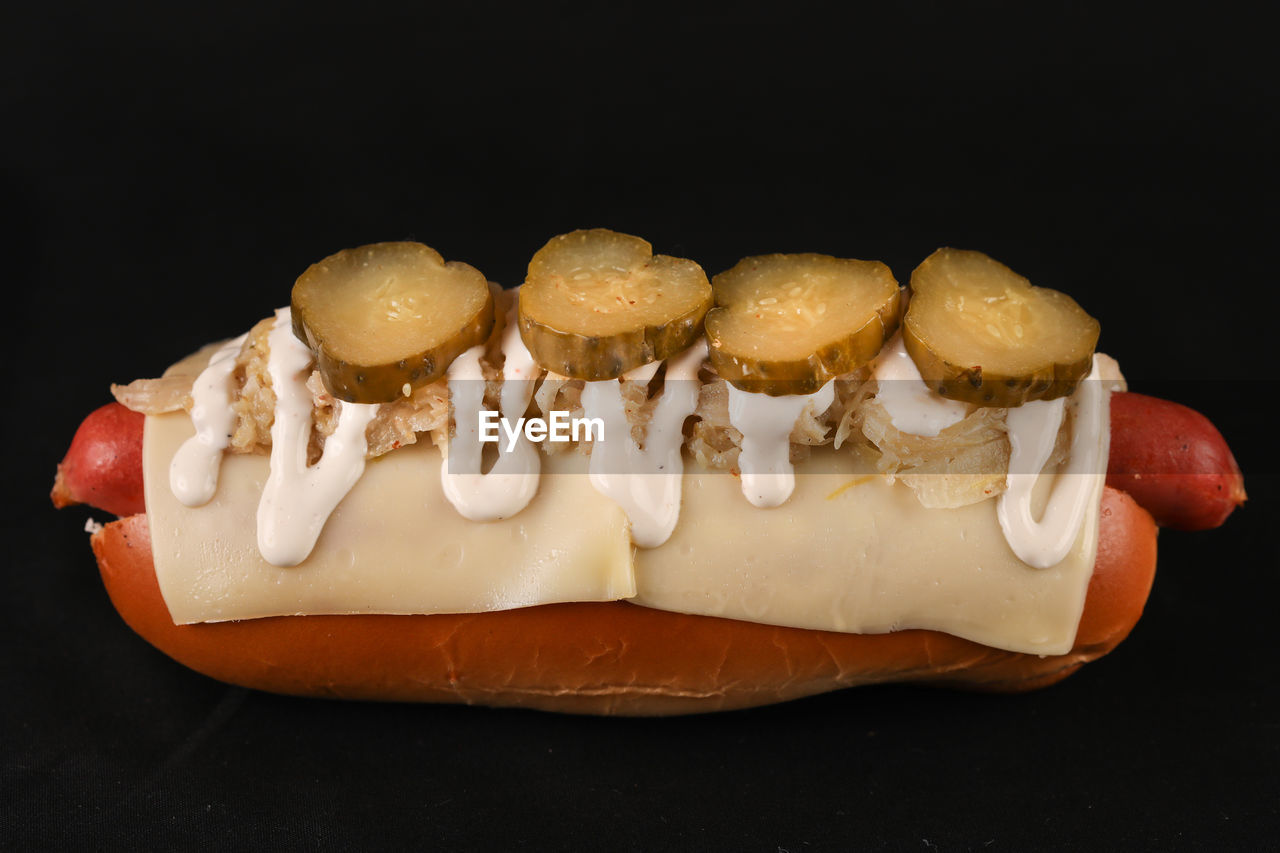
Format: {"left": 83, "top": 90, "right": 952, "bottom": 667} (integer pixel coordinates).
{"left": 727, "top": 380, "right": 835, "bottom": 508}
{"left": 170, "top": 333, "right": 247, "bottom": 506}
{"left": 256, "top": 308, "right": 379, "bottom": 567}
{"left": 170, "top": 297, "right": 1112, "bottom": 571}
{"left": 441, "top": 297, "right": 541, "bottom": 521}
{"left": 997, "top": 356, "right": 1107, "bottom": 569}
{"left": 871, "top": 333, "right": 968, "bottom": 437}
{"left": 579, "top": 341, "right": 706, "bottom": 547}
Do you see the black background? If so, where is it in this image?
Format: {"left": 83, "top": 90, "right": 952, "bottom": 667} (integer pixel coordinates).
{"left": 5, "top": 2, "right": 1277, "bottom": 849}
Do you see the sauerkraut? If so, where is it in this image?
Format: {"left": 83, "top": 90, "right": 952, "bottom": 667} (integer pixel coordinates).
{"left": 114, "top": 315, "right": 450, "bottom": 464}
{"left": 115, "top": 314, "right": 1085, "bottom": 510}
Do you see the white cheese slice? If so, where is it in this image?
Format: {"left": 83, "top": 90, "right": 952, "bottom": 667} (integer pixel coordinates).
{"left": 633, "top": 447, "right": 1100, "bottom": 655}
{"left": 143, "top": 368, "right": 1102, "bottom": 656}
{"left": 144, "top": 412, "right": 636, "bottom": 624}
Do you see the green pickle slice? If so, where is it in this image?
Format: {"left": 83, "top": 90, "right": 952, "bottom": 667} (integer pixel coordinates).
{"left": 904, "top": 248, "right": 1100, "bottom": 407}
{"left": 705, "top": 254, "right": 902, "bottom": 396}
{"left": 518, "top": 229, "right": 713, "bottom": 380}
{"left": 291, "top": 241, "right": 495, "bottom": 403}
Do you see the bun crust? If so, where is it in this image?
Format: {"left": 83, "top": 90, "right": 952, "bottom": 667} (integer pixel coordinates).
{"left": 92, "top": 487, "right": 1156, "bottom": 715}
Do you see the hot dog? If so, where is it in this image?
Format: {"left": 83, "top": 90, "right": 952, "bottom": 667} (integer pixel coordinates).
{"left": 52, "top": 236, "right": 1245, "bottom": 715}
{"left": 59, "top": 402, "right": 1191, "bottom": 714}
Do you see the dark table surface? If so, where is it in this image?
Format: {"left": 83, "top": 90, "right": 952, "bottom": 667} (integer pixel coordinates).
{"left": 5, "top": 3, "right": 1276, "bottom": 849}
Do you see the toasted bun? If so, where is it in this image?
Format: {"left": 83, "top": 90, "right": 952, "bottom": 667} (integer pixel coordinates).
{"left": 90, "top": 487, "right": 1156, "bottom": 715}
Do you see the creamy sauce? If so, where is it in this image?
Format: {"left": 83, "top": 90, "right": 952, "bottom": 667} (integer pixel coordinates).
{"left": 170, "top": 297, "right": 1110, "bottom": 573}
{"left": 170, "top": 333, "right": 247, "bottom": 505}
{"left": 579, "top": 340, "right": 706, "bottom": 547}
{"left": 997, "top": 356, "right": 1108, "bottom": 569}
{"left": 256, "top": 308, "right": 379, "bottom": 567}
{"left": 727, "top": 380, "right": 835, "bottom": 507}
{"left": 441, "top": 297, "right": 541, "bottom": 521}
{"left": 871, "top": 333, "right": 967, "bottom": 437}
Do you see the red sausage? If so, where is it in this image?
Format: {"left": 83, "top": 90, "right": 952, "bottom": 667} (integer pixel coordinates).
{"left": 54, "top": 393, "right": 1247, "bottom": 532}
{"left": 1106, "top": 392, "right": 1246, "bottom": 531}
{"left": 51, "top": 402, "right": 146, "bottom": 518}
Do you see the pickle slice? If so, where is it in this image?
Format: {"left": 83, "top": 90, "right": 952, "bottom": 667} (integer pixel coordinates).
{"left": 904, "top": 248, "right": 1100, "bottom": 407}
{"left": 291, "top": 242, "right": 495, "bottom": 403}
{"left": 705, "top": 254, "right": 902, "bottom": 396}
{"left": 518, "top": 229, "right": 712, "bottom": 380}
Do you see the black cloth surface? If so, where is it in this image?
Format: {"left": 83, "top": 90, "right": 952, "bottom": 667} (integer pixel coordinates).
{"left": 5, "top": 2, "right": 1277, "bottom": 849}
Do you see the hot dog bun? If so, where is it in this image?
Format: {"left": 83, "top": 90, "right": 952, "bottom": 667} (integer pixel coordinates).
{"left": 91, "top": 486, "right": 1156, "bottom": 715}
